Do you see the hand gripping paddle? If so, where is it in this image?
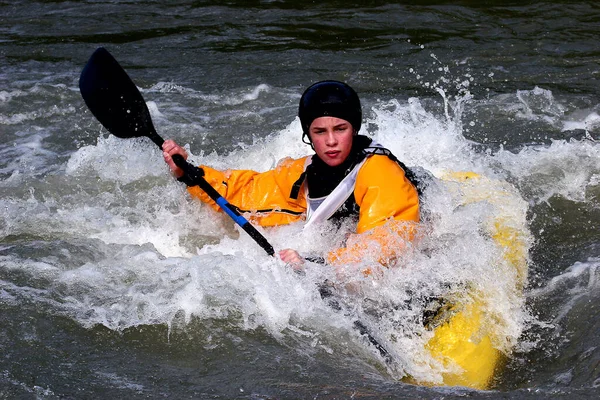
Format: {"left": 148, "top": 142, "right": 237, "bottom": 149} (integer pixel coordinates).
{"left": 79, "top": 47, "right": 275, "bottom": 256}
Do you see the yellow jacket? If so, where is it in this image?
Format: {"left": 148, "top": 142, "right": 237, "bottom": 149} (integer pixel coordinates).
{"left": 187, "top": 154, "right": 420, "bottom": 266}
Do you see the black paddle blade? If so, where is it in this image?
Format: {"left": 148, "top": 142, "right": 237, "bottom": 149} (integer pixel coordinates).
{"left": 79, "top": 47, "right": 163, "bottom": 147}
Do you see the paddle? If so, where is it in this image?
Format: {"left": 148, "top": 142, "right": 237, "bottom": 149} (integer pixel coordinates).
{"left": 79, "top": 47, "right": 275, "bottom": 256}
{"left": 78, "top": 47, "right": 390, "bottom": 361}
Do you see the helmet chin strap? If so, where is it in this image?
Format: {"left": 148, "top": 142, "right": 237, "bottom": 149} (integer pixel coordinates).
{"left": 302, "top": 131, "right": 314, "bottom": 148}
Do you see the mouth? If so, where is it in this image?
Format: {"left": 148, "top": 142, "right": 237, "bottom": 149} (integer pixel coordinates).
{"left": 324, "top": 150, "right": 340, "bottom": 158}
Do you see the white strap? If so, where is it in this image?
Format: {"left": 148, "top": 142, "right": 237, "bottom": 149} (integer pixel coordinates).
{"left": 304, "top": 158, "right": 367, "bottom": 229}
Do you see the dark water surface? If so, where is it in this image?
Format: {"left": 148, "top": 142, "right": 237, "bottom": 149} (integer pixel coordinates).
{"left": 1, "top": 1, "right": 600, "bottom": 399}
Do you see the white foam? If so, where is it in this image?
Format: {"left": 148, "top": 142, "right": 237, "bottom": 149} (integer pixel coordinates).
{"left": 494, "top": 138, "right": 600, "bottom": 203}
{"left": 65, "top": 135, "right": 165, "bottom": 183}
{"left": 562, "top": 111, "right": 600, "bottom": 133}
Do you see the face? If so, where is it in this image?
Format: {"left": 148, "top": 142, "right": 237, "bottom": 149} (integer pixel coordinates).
{"left": 308, "top": 116, "right": 354, "bottom": 167}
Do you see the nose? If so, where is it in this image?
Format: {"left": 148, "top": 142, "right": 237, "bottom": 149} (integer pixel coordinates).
{"left": 325, "top": 130, "right": 337, "bottom": 146}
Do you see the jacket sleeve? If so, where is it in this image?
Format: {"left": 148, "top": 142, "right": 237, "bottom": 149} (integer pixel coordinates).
{"left": 327, "top": 155, "right": 420, "bottom": 269}
{"left": 186, "top": 156, "right": 308, "bottom": 227}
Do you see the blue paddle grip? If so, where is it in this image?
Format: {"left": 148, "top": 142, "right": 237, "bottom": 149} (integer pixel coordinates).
{"left": 216, "top": 197, "right": 249, "bottom": 227}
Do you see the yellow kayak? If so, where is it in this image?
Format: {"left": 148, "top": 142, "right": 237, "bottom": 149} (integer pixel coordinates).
{"left": 408, "top": 171, "right": 530, "bottom": 390}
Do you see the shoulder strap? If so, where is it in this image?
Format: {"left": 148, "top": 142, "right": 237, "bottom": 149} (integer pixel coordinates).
{"left": 289, "top": 157, "right": 312, "bottom": 200}
{"left": 289, "top": 171, "right": 306, "bottom": 200}
{"left": 362, "top": 145, "right": 423, "bottom": 197}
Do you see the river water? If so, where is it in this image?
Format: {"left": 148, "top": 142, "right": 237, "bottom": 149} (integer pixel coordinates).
{"left": 1, "top": 1, "right": 599, "bottom": 399}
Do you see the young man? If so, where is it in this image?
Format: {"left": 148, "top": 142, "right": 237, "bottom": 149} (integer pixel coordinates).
{"left": 163, "top": 81, "right": 419, "bottom": 272}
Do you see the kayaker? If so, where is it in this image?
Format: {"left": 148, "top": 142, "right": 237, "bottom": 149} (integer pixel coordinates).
{"left": 162, "top": 80, "right": 420, "bottom": 274}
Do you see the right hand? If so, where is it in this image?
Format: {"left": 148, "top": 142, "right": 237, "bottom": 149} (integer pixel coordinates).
{"left": 279, "top": 248, "right": 305, "bottom": 273}
{"left": 162, "top": 139, "right": 188, "bottom": 178}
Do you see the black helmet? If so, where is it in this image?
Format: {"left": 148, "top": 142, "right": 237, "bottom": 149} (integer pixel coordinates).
{"left": 298, "top": 80, "right": 362, "bottom": 143}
